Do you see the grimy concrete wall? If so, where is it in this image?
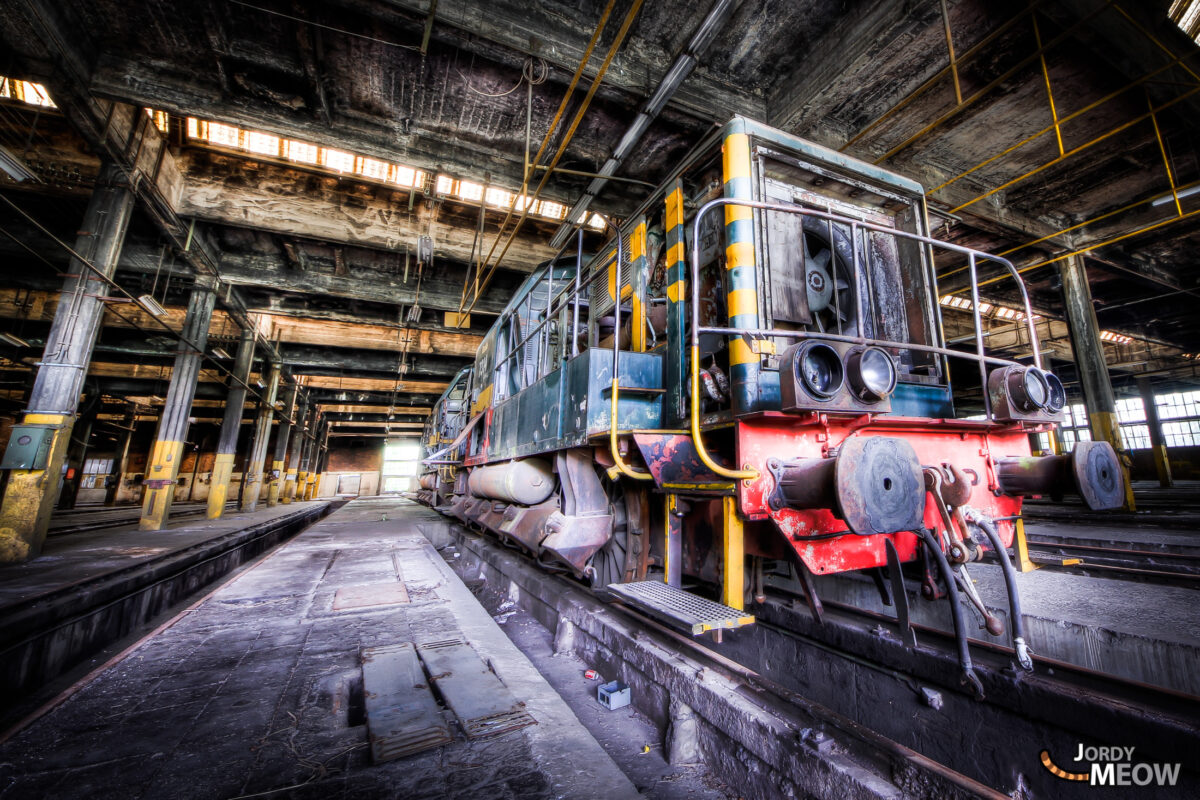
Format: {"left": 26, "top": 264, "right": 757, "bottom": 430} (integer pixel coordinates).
{"left": 321, "top": 440, "right": 383, "bottom": 497}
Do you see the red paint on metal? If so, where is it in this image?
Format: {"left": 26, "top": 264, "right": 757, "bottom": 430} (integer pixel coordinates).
{"left": 736, "top": 416, "right": 1025, "bottom": 575}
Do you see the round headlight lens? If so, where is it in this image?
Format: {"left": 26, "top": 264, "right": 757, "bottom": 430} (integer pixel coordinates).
{"left": 797, "top": 342, "right": 844, "bottom": 399}
{"left": 847, "top": 346, "right": 897, "bottom": 402}
{"left": 1044, "top": 371, "right": 1066, "bottom": 413}
{"left": 1007, "top": 366, "right": 1050, "bottom": 411}
{"left": 1022, "top": 368, "right": 1050, "bottom": 410}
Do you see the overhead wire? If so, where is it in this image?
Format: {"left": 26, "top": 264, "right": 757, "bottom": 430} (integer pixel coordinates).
{"left": 460, "top": 0, "right": 645, "bottom": 318}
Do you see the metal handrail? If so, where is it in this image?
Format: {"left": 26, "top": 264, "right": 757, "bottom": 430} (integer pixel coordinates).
{"left": 605, "top": 217, "right": 653, "bottom": 480}
{"left": 685, "top": 197, "right": 1044, "bottom": 481}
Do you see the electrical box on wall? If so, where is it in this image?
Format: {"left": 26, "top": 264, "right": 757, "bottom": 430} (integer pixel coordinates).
{"left": 1, "top": 424, "right": 58, "bottom": 470}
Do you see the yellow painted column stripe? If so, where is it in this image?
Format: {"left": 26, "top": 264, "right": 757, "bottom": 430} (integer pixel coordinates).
{"left": 727, "top": 287, "right": 757, "bottom": 317}
{"left": 140, "top": 439, "right": 184, "bottom": 530}
{"left": 723, "top": 132, "right": 752, "bottom": 181}
{"left": 722, "top": 495, "right": 744, "bottom": 610}
{"left": 207, "top": 452, "right": 235, "bottom": 519}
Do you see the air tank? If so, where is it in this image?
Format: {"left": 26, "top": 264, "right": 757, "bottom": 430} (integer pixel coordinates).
{"left": 468, "top": 459, "right": 556, "bottom": 506}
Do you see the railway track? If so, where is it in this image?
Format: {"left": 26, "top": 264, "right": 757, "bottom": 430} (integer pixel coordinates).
{"left": 47, "top": 502, "right": 236, "bottom": 536}
{"left": 1016, "top": 536, "right": 1200, "bottom": 588}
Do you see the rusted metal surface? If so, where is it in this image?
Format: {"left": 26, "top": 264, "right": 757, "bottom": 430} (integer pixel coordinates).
{"left": 416, "top": 638, "right": 536, "bottom": 740}
{"left": 996, "top": 441, "right": 1125, "bottom": 511}
{"left": 361, "top": 642, "right": 454, "bottom": 762}
{"left": 737, "top": 415, "right": 1028, "bottom": 575}
{"left": 632, "top": 433, "right": 734, "bottom": 493}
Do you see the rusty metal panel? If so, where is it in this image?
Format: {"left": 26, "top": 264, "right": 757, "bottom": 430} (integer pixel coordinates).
{"left": 361, "top": 643, "right": 454, "bottom": 762}
{"left": 416, "top": 638, "right": 536, "bottom": 739}
{"left": 333, "top": 582, "right": 410, "bottom": 611}
{"left": 632, "top": 433, "right": 734, "bottom": 493}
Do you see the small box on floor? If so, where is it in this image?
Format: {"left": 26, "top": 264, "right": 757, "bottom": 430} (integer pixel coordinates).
{"left": 597, "top": 680, "right": 630, "bottom": 710}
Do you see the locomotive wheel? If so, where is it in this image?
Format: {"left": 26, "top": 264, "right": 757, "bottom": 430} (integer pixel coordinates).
{"left": 588, "top": 479, "right": 649, "bottom": 589}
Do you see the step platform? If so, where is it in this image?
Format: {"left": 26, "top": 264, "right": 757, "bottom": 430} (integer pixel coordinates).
{"left": 607, "top": 580, "right": 754, "bottom": 635}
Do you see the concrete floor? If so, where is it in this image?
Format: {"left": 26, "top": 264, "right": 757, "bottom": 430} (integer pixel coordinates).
{"left": 0, "top": 498, "right": 642, "bottom": 800}
{"left": 442, "top": 541, "right": 733, "bottom": 799}
{"left": 0, "top": 502, "right": 326, "bottom": 608}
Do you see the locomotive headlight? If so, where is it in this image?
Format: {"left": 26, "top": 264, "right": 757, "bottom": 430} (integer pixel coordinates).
{"left": 1007, "top": 366, "right": 1051, "bottom": 412}
{"left": 1044, "top": 371, "right": 1066, "bottom": 413}
{"left": 796, "top": 342, "right": 844, "bottom": 399}
{"left": 846, "top": 346, "right": 897, "bottom": 402}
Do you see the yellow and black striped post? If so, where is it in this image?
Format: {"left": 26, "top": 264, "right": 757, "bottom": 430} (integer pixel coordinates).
{"left": 663, "top": 179, "right": 688, "bottom": 424}
{"left": 629, "top": 219, "right": 649, "bottom": 353}
{"left": 721, "top": 123, "right": 762, "bottom": 415}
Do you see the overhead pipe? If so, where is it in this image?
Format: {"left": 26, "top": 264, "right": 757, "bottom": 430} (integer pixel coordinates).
{"left": 548, "top": 0, "right": 743, "bottom": 250}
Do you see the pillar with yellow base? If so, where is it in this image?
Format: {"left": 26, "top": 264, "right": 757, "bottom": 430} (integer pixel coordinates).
{"left": 266, "top": 384, "right": 297, "bottom": 506}
{"left": 1138, "top": 377, "right": 1173, "bottom": 488}
{"left": 0, "top": 162, "right": 135, "bottom": 561}
{"left": 239, "top": 365, "right": 281, "bottom": 512}
{"left": 0, "top": 413, "right": 76, "bottom": 562}
{"left": 140, "top": 282, "right": 217, "bottom": 530}
{"left": 280, "top": 401, "right": 307, "bottom": 504}
{"left": 140, "top": 439, "right": 187, "bottom": 530}
{"left": 207, "top": 329, "right": 255, "bottom": 519}
{"left": 281, "top": 469, "right": 299, "bottom": 504}
{"left": 1057, "top": 253, "right": 1134, "bottom": 512}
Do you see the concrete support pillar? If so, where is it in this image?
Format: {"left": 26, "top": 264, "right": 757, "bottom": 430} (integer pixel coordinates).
{"left": 1137, "top": 378, "right": 1173, "bottom": 488}
{"left": 1057, "top": 255, "right": 1135, "bottom": 510}
{"left": 665, "top": 698, "right": 701, "bottom": 765}
{"left": 140, "top": 280, "right": 217, "bottom": 530}
{"left": 207, "top": 328, "right": 254, "bottom": 519}
{"left": 0, "top": 163, "right": 135, "bottom": 562}
{"left": 295, "top": 408, "right": 315, "bottom": 500}
{"left": 104, "top": 402, "right": 137, "bottom": 506}
{"left": 309, "top": 420, "right": 329, "bottom": 499}
{"left": 266, "top": 383, "right": 297, "bottom": 506}
{"left": 56, "top": 391, "right": 101, "bottom": 510}
{"left": 280, "top": 398, "right": 307, "bottom": 504}
{"left": 239, "top": 363, "right": 281, "bottom": 512}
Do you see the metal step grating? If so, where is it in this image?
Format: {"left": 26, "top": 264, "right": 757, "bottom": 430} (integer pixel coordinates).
{"left": 607, "top": 581, "right": 755, "bottom": 635}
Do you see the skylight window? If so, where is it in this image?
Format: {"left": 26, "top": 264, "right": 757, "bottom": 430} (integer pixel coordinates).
{"left": 244, "top": 130, "right": 280, "bottom": 156}
{"left": 357, "top": 156, "right": 389, "bottom": 181}
{"left": 184, "top": 115, "right": 599, "bottom": 228}
{"left": 208, "top": 121, "right": 241, "bottom": 148}
{"left": 324, "top": 149, "right": 354, "bottom": 173}
{"left": 939, "top": 295, "right": 1038, "bottom": 321}
{"left": 145, "top": 108, "right": 169, "bottom": 133}
{"left": 285, "top": 139, "right": 319, "bottom": 164}
{"left": 393, "top": 165, "right": 418, "bottom": 187}
{"left": 1100, "top": 330, "right": 1133, "bottom": 344}
{"left": 0, "top": 77, "right": 56, "bottom": 108}
{"left": 457, "top": 180, "right": 484, "bottom": 202}
{"left": 1170, "top": 0, "right": 1200, "bottom": 41}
